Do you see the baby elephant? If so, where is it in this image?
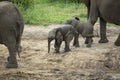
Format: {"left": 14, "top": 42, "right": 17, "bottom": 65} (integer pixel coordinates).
{"left": 65, "top": 17, "right": 94, "bottom": 47}
{"left": 48, "top": 25, "right": 78, "bottom": 53}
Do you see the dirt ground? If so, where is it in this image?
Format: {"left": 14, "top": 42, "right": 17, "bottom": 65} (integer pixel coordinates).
{"left": 0, "top": 24, "right": 120, "bottom": 80}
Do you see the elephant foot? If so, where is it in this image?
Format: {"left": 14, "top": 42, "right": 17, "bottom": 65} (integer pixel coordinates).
{"left": 6, "top": 61, "right": 18, "bottom": 68}
{"left": 85, "top": 39, "right": 93, "bottom": 44}
{"left": 73, "top": 42, "right": 80, "bottom": 47}
{"left": 55, "top": 48, "right": 60, "bottom": 53}
{"left": 7, "top": 56, "right": 10, "bottom": 62}
{"left": 86, "top": 44, "right": 91, "bottom": 48}
{"left": 114, "top": 41, "right": 120, "bottom": 46}
{"left": 73, "top": 44, "right": 80, "bottom": 47}
{"left": 85, "top": 40, "right": 88, "bottom": 44}
{"left": 65, "top": 49, "right": 71, "bottom": 52}
{"left": 99, "top": 39, "right": 109, "bottom": 43}
{"left": 55, "top": 51, "right": 60, "bottom": 53}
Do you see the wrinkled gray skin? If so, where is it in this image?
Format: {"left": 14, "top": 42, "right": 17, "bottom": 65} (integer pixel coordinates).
{"left": 82, "top": 0, "right": 120, "bottom": 46}
{"left": 65, "top": 17, "right": 93, "bottom": 47}
{"left": 48, "top": 25, "right": 78, "bottom": 53}
{"left": 0, "top": 1, "right": 24, "bottom": 68}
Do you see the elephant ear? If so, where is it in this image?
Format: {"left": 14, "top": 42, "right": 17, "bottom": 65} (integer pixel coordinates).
{"left": 48, "top": 28, "right": 57, "bottom": 39}
{"left": 65, "top": 30, "right": 74, "bottom": 42}
{"left": 55, "top": 30, "right": 63, "bottom": 42}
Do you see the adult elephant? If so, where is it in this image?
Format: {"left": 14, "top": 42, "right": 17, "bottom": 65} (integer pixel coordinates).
{"left": 82, "top": 0, "right": 120, "bottom": 46}
{"left": 82, "top": 0, "right": 109, "bottom": 43}
{"left": 0, "top": 1, "right": 24, "bottom": 68}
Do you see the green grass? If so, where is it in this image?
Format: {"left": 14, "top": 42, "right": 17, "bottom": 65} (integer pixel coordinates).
{"left": 22, "top": 0, "right": 87, "bottom": 26}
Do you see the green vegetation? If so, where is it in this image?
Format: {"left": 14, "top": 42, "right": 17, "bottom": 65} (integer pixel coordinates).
{"left": 10, "top": 0, "right": 33, "bottom": 10}
{"left": 19, "top": 0, "right": 87, "bottom": 26}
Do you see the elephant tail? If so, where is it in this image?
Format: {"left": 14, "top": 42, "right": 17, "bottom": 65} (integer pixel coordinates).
{"left": 16, "top": 22, "right": 24, "bottom": 58}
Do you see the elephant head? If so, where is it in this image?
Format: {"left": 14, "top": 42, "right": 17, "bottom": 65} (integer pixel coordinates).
{"left": 48, "top": 28, "right": 57, "bottom": 53}
{"left": 65, "top": 17, "right": 80, "bottom": 27}
{"left": 65, "top": 17, "right": 94, "bottom": 37}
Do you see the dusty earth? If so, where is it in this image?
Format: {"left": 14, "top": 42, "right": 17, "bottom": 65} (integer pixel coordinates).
{"left": 0, "top": 24, "right": 120, "bottom": 80}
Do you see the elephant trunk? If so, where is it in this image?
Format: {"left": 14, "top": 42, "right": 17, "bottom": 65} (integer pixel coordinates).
{"left": 48, "top": 38, "right": 53, "bottom": 53}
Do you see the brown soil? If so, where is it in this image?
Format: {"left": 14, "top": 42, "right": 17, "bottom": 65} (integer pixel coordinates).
{"left": 0, "top": 24, "right": 120, "bottom": 80}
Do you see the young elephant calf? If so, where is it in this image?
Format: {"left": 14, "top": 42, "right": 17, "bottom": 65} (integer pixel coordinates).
{"left": 65, "top": 17, "right": 94, "bottom": 47}
{"left": 48, "top": 25, "right": 78, "bottom": 53}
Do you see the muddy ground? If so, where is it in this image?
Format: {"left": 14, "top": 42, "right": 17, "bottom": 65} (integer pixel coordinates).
{"left": 0, "top": 24, "right": 120, "bottom": 80}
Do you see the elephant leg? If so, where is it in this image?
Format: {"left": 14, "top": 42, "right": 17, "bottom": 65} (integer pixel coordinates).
{"left": 64, "top": 41, "right": 71, "bottom": 52}
{"left": 65, "top": 33, "right": 74, "bottom": 52}
{"left": 99, "top": 17, "right": 109, "bottom": 43}
{"left": 54, "top": 40, "right": 57, "bottom": 49}
{"left": 73, "top": 34, "right": 80, "bottom": 47}
{"left": 85, "top": 37, "right": 93, "bottom": 44}
{"left": 115, "top": 33, "right": 120, "bottom": 46}
{"left": 55, "top": 39, "right": 62, "bottom": 53}
{"left": 86, "top": 37, "right": 92, "bottom": 47}
{"left": 6, "top": 39, "right": 18, "bottom": 68}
